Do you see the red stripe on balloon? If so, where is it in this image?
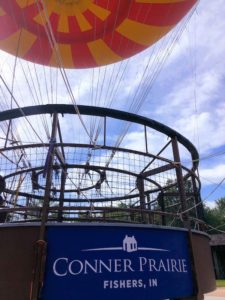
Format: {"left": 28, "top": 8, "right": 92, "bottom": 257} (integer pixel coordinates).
{"left": 68, "top": 16, "right": 83, "bottom": 35}
{"left": 0, "top": 1, "right": 48, "bottom": 40}
{"left": 93, "top": 0, "right": 132, "bottom": 34}
{"left": 24, "top": 37, "right": 53, "bottom": 66}
{"left": 82, "top": 1, "right": 131, "bottom": 43}
{"left": 0, "top": 15, "right": 18, "bottom": 39}
{"left": 49, "top": 13, "right": 60, "bottom": 33}
{"left": 0, "top": 1, "right": 39, "bottom": 26}
{"left": 83, "top": 9, "right": 105, "bottom": 37}
{"left": 128, "top": 0, "right": 197, "bottom": 26}
{"left": 0, "top": 1, "right": 22, "bottom": 17}
{"left": 94, "top": 0, "right": 118, "bottom": 11}
{"left": 71, "top": 43, "right": 97, "bottom": 68}
{"left": 103, "top": 31, "right": 145, "bottom": 59}
{"left": 20, "top": 2, "right": 40, "bottom": 20}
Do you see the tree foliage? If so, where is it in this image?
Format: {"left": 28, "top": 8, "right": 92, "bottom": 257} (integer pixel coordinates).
{"left": 204, "top": 197, "right": 225, "bottom": 233}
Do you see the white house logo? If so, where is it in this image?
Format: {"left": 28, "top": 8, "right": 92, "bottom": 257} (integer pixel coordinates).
{"left": 82, "top": 235, "right": 169, "bottom": 253}
{"left": 123, "top": 236, "right": 137, "bottom": 252}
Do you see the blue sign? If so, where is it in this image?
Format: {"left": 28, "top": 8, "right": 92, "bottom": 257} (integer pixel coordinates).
{"left": 42, "top": 225, "right": 193, "bottom": 300}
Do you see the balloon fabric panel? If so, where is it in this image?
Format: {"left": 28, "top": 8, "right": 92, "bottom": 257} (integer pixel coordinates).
{"left": 0, "top": 0, "right": 197, "bottom": 68}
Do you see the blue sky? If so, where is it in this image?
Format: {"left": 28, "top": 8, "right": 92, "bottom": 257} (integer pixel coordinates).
{"left": 147, "top": 0, "right": 225, "bottom": 206}
{"left": 0, "top": 0, "right": 224, "bottom": 208}
{"left": 115, "top": 0, "right": 225, "bottom": 207}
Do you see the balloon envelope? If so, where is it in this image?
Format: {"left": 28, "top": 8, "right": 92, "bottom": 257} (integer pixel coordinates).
{"left": 0, "top": 0, "right": 197, "bottom": 68}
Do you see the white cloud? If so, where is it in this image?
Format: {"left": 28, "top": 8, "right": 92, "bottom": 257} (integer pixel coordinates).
{"left": 145, "top": 1, "right": 225, "bottom": 160}
{"left": 204, "top": 200, "right": 216, "bottom": 209}
{"left": 199, "top": 162, "right": 225, "bottom": 185}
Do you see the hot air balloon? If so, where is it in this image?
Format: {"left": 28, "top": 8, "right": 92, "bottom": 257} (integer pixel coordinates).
{"left": 0, "top": 2, "right": 217, "bottom": 300}
{"left": 0, "top": 0, "right": 197, "bottom": 68}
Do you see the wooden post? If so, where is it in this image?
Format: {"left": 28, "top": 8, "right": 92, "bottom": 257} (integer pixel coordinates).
{"left": 171, "top": 136, "right": 200, "bottom": 300}
{"left": 30, "top": 112, "right": 58, "bottom": 300}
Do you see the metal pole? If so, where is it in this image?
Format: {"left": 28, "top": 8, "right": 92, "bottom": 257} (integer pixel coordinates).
{"left": 57, "top": 167, "right": 67, "bottom": 222}
{"left": 104, "top": 116, "right": 106, "bottom": 146}
{"left": 171, "top": 136, "right": 200, "bottom": 300}
{"left": 4, "top": 119, "right": 11, "bottom": 148}
{"left": 158, "top": 192, "right": 166, "bottom": 226}
{"left": 137, "top": 176, "right": 147, "bottom": 224}
{"left": 30, "top": 112, "right": 58, "bottom": 300}
{"left": 39, "top": 112, "right": 58, "bottom": 239}
{"left": 144, "top": 125, "right": 148, "bottom": 153}
{"left": 171, "top": 137, "right": 189, "bottom": 227}
{"left": 191, "top": 174, "right": 204, "bottom": 224}
{"left": 146, "top": 193, "right": 153, "bottom": 224}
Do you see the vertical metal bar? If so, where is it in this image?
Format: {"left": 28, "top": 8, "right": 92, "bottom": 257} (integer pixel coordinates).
{"left": 147, "top": 193, "right": 153, "bottom": 224}
{"left": 137, "top": 176, "right": 147, "bottom": 224}
{"left": 57, "top": 167, "right": 67, "bottom": 222}
{"left": 4, "top": 120, "right": 12, "bottom": 148}
{"left": 158, "top": 192, "right": 166, "bottom": 226}
{"left": 144, "top": 125, "right": 148, "bottom": 153}
{"left": 57, "top": 120, "right": 66, "bottom": 160}
{"left": 24, "top": 196, "right": 29, "bottom": 220}
{"left": 104, "top": 116, "right": 106, "bottom": 146}
{"left": 30, "top": 112, "right": 58, "bottom": 300}
{"left": 57, "top": 117, "right": 66, "bottom": 222}
{"left": 171, "top": 137, "right": 189, "bottom": 226}
{"left": 39, "top": 112, "right": 58, "bottom": 240}
{"left": 191, "top": 174, "right": 204, "bottom": 223}
{"left": 171, "top": 136, "right": 199, "bottom": 300}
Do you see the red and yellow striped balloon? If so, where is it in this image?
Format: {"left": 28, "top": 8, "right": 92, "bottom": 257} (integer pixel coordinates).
{"left": 0, "top": 0, "right": 197, "bottom": 68}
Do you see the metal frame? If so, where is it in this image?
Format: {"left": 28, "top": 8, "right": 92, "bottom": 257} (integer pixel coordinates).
{"left": 0, "top": 104, "right": 203, "bottom": 228}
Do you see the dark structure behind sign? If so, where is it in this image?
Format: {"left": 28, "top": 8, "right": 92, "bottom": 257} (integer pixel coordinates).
{"left": 210, "top": 234, "right": 225, "bottom": 279}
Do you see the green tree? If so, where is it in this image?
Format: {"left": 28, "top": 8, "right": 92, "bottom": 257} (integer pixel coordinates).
{"left": 204, "top": 197, "right": 225, "bottom": 233}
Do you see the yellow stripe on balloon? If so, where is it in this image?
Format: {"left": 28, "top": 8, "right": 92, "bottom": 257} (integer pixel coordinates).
{"left": 0, "top": 8, "right": 6, "bottom": 16}
{"left": 45, "top": 1, "right": 58, "bottom": 14}
{"left": 117, "top": 19, "right": 172, "bottom": 46}
{"left": 75, "top": 11, "right": 92, "bottom": 32}
{"left": 16, "top": 0, "right": 35, "bottom": 8}
{"left": 88, "top": 39, "right": 121, "bottom": 66}
{"left": 33, "top": 8, "right": 47, "bottom": 26}
{"left": 49, "top": 44, "right": 74, "bottom": 68}
{"left": 0, "top": 29, "right": 36, "bottom": 57}
{"left": 88, "top": 3, "right": 111, "bottom": 21}
{"left": 58, "top": 15, "right": 69, "bottom": 33}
